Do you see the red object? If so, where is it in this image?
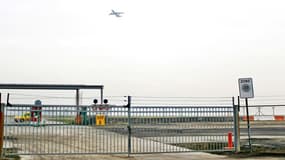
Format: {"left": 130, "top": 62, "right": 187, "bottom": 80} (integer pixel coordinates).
{"left": 91, "top": 105, "right": 110, "bottom": 111}
{"left": 242, "top": 116, "right": 254, "bottom": 121}
{"left": 228, "top": 132, "right": 233, "bottom": 148}
{"left": 75, "top": 114, "right": 82, "bottom": 124}
{"left": 31, "top": 106, "right": 42, "bottom": 122}
{"left": 274, "top": 115, "right": 285, "bottom": 121}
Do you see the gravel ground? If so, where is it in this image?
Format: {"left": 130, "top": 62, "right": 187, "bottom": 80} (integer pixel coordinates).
{"left": 4, "top": 124, "right": 189, "bottom": 155}
{"left": 19, "top": 152, "right": 285, "bottom": 160}
{"left": 4, "top": 120, "right": 285, "bottom": 160}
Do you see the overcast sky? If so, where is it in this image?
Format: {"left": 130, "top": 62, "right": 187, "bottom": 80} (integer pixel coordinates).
{"left": 1, "top": 0, "right": 285, "bottom": 98}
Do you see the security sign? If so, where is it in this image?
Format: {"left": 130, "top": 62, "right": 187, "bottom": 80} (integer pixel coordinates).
{"left": 96, "top": 114, "right": 106, "bottom": 126}
{"left": 238, "top": 78, "right": 254, "bottom": 98}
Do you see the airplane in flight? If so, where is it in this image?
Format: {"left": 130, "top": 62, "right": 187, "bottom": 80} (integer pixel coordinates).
{"left": 109, "top": 10, "right": 124, "bottom": 17}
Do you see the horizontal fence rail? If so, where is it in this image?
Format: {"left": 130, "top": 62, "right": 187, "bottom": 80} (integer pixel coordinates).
{"left": 3, "top": 103, "right": 235, "bottom": 155}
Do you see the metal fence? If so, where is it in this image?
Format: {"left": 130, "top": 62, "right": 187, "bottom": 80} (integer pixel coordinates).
{"left": 129, "top": 106, "right": 235, "bottom": 153}
{"left": 3, "top": 98, "right": 237, "bottom": 156}
{"left": 4, "top": 104, "right": 129, "bottom": 155}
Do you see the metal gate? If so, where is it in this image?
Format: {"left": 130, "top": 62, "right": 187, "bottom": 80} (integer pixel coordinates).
{"left": 3, "top": 104, "right": 129, "bottom": 155}
{"left": 129, "top": 106, "right": 235, "bottom": 153}
{"left": 3, "top": 97, "right": 237, "bottom": 156}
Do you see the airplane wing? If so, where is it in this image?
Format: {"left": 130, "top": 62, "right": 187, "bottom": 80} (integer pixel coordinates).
{"left": 115, "top": 14, "right": 121, "bottom": 17}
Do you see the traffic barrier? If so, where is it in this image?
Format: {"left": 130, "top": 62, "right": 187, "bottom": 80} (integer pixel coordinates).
{"left": 254, "top": 116, "right": 274, "bottom": 121}
{"left": 274, "top": 115, "right": 285, "bottom": 121}
{"left": 241, "top": 115, "right": 285, "bottom": 121}
{"left": 241, "top": 116, "right": 254, "bottom": 121}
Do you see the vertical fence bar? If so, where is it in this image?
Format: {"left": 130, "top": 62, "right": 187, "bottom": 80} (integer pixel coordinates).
{"left": 127, "top": 96, "right": 131, "bottom": 157}
{"left": 233, "top": 97, "right": 240, "bottom": 152}
{"left": 0, "top": 93, "right": 3, "bottom": 157}
{"left": 100, "top": 88, "right": 104, "bottom": 105}
{"left": 75, "top": 89, "right": 81, "bottom": 125}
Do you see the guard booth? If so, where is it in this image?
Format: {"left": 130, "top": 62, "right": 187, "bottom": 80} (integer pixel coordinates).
{"left": 0, "top": 83, "right": 105, "bottom": 125}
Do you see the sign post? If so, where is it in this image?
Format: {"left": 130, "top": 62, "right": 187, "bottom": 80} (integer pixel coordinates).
{"left": 92, "top": 104, "right": 110, "bottom": 126}
{"left": 238, "top": 78, "right": 254, "bottom": 151}
{"left": 96, "top": 115, "right": 106, "bottom": 126}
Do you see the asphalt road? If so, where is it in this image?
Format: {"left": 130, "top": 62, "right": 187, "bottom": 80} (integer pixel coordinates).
{"left": 105, "top": 126, "right": 285, "bottom": 138}
{"left": 6, "top": 116, "right": 285, "bottom": 138}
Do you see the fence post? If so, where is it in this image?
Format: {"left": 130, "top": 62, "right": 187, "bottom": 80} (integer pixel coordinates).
{"left": 232, "top": 97, "right": 240, "bottom": 153}
{"left": 127, "top": 96, "right": 131, "bottom": 157}
{"left": 245, "top": 98, "right": 252, "bottom": 152}
{"left": 0, "top": 93, "right": 4, "bottom": 157}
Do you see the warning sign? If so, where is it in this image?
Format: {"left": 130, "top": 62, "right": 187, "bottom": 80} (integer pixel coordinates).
{"left": 96, "top": 115, "right": 105, "bottom": 126}
{"left": 238, "top": 78, "right": 254, "bottom": 99}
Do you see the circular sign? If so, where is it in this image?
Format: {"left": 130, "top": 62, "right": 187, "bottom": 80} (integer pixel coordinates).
{"left": 242, "top": 84, "right": 251, "bottom": 92}
{"left": 238, "top": 78, "right": 254, "bottom": 98}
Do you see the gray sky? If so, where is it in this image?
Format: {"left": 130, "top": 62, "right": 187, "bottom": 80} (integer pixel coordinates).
{"left": 1, "top": 0, "right": 285, "bottom": 97}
